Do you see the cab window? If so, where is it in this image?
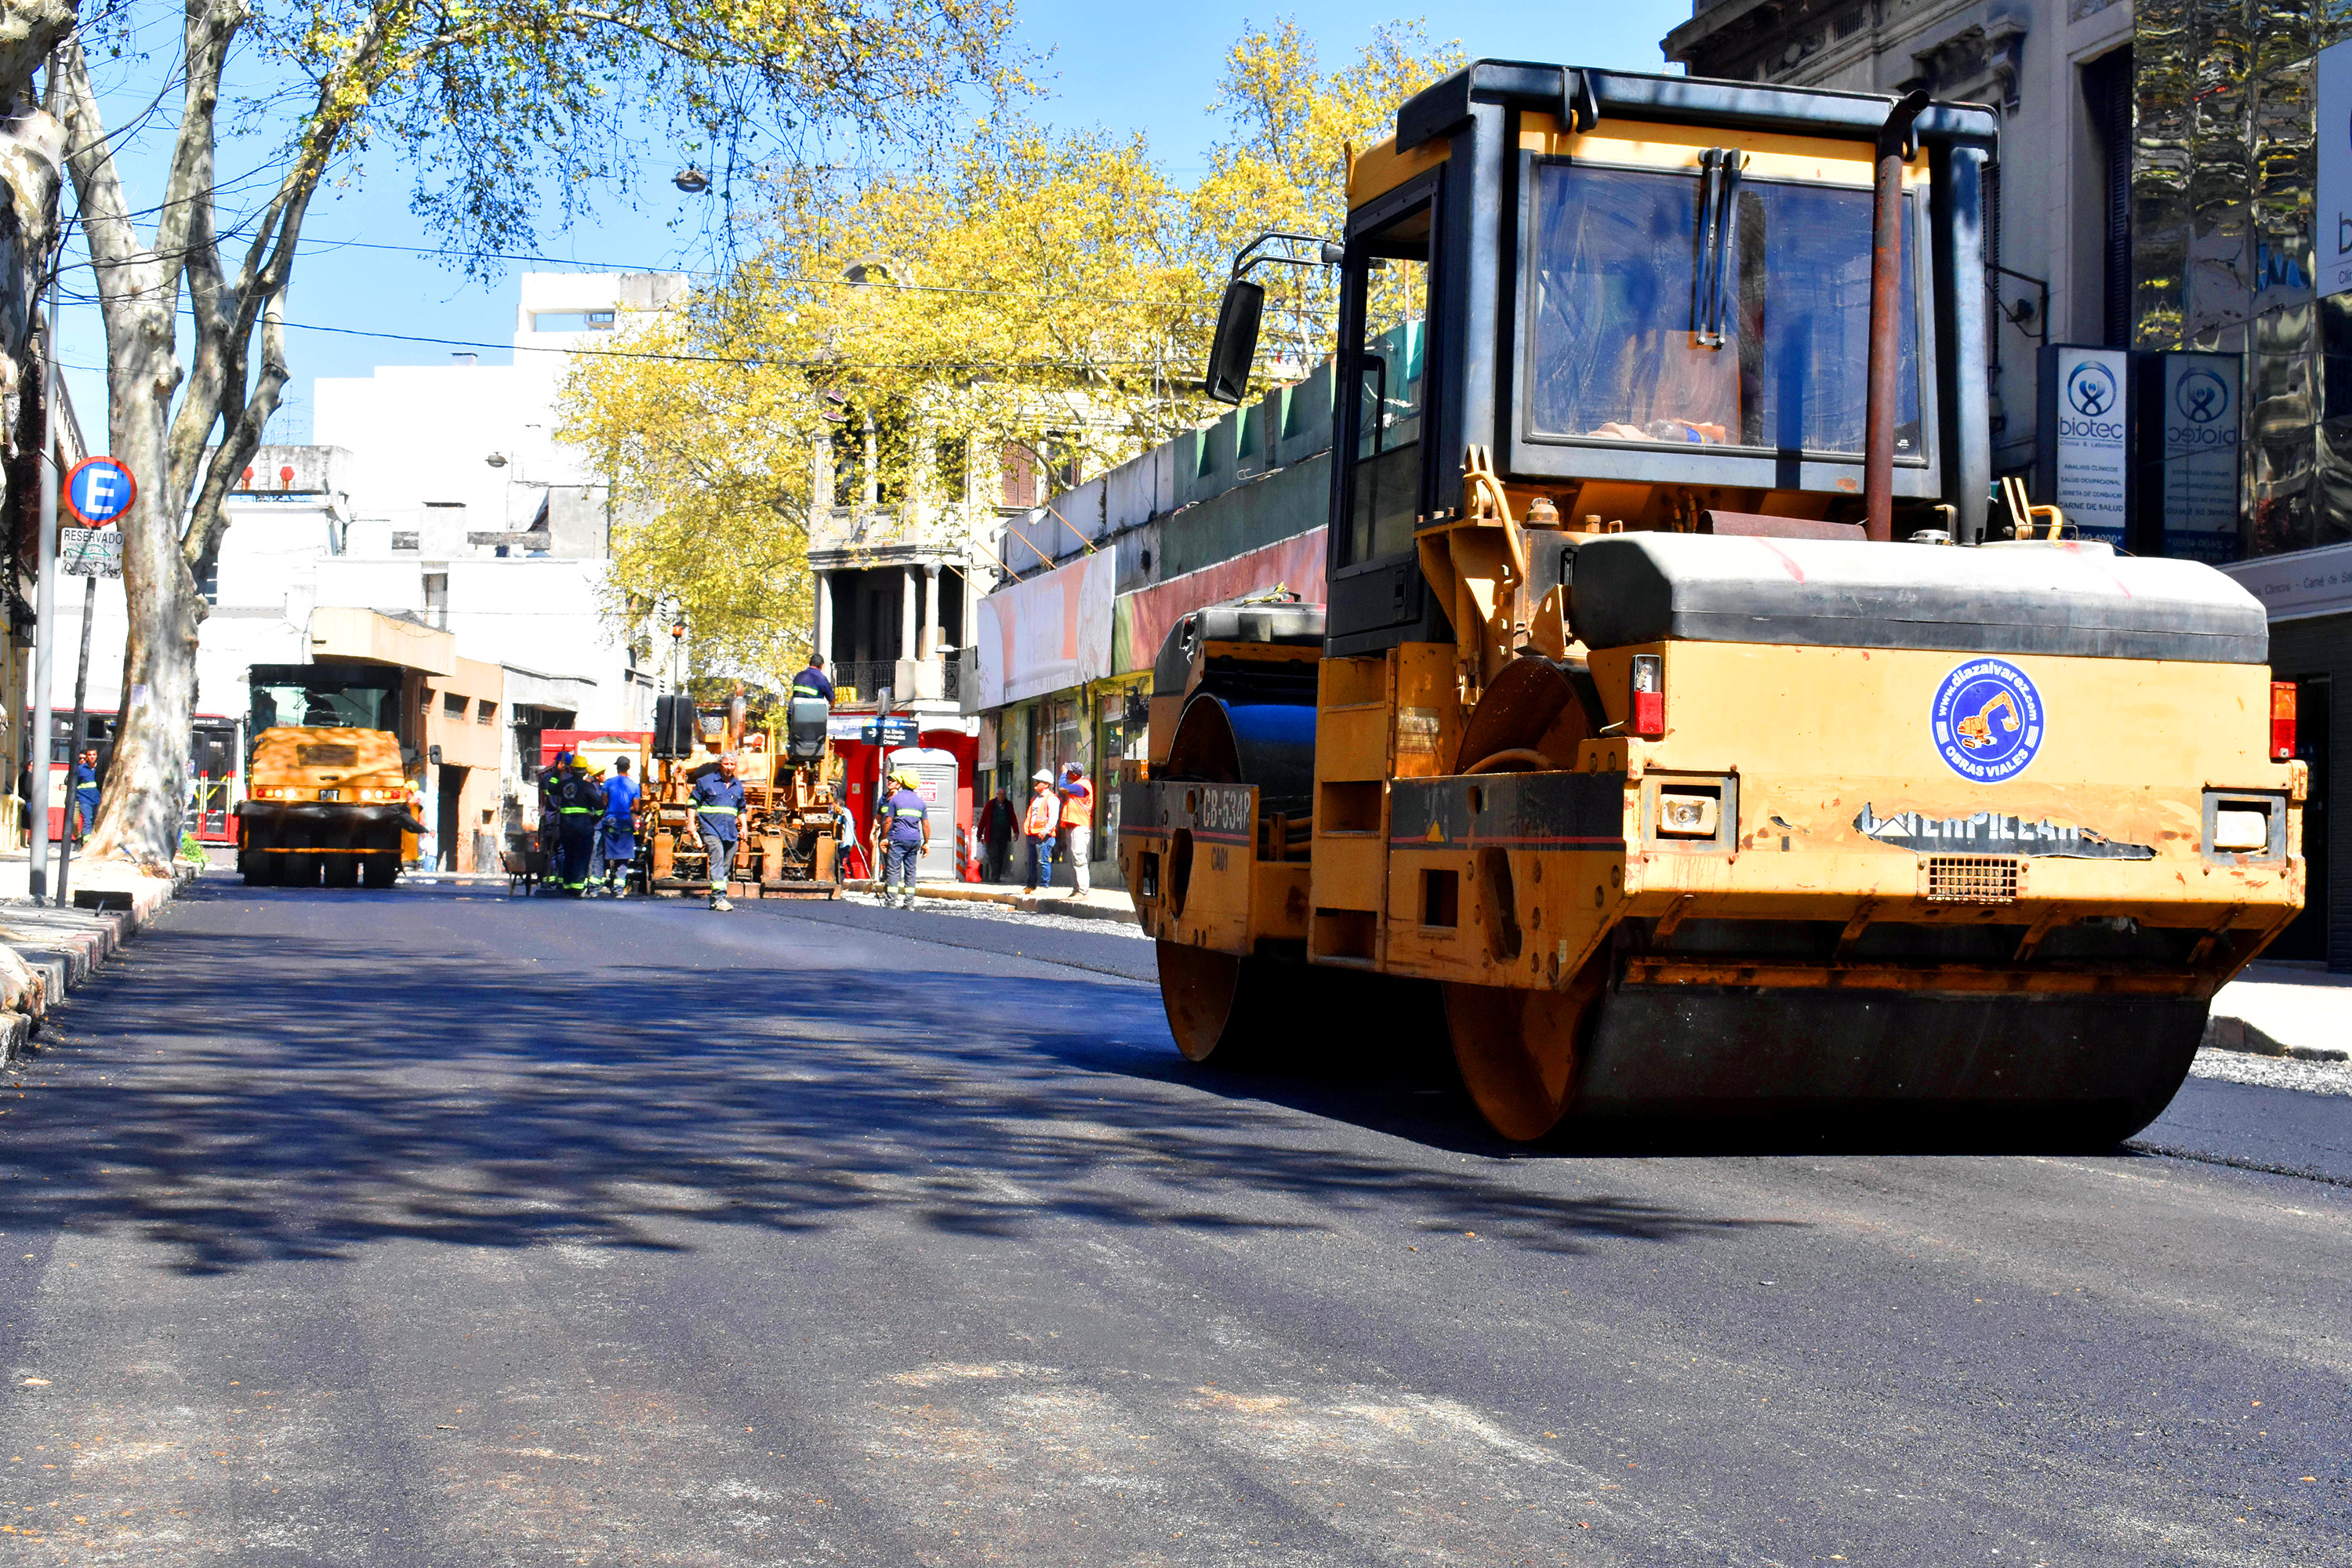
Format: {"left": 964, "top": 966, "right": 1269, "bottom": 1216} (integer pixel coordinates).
{"left": 1522, "top": 161, "right": 1922, "bottom": 459}
{"left": 1343, "top": 205, "right": 1432, "bottom": 565}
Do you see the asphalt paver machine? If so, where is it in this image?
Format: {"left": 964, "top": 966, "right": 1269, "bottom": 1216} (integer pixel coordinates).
{"left": 1120, "top": 63, "right": 2305, "bottom": 1145}
{"left": 644, "top": 691, "right": 843, "bottom": 899}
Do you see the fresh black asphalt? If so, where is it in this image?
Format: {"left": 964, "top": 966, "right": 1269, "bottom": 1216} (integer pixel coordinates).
{"left": 0, "top": 876, "right": 2343, "bottom": 1564}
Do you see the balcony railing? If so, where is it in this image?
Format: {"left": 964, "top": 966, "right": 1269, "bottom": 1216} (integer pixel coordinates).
{"left": 831, "top": 655, "right": 960, "bottom": 706}
{"left": 833, "top": 659, "right": 895, "bottom": 703}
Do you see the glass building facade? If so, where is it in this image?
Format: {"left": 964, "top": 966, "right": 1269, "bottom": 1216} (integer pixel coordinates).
{"left": 2131, "top": 0, "right": 2352, "bottom": 558}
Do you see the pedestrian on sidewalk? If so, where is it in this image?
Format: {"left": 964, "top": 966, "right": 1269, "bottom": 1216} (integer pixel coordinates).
{"left": 873, "top": 767, "right": 930, "bottom": 910}
{"left": 978, "top": 786, "right": 1014, "bottom": 882}
{"left": 692, "top": 751, "right": 747, "bottom": 912}
{"left": 598, "top": 755, "right": 640, "bottom": 897}
{"left": 1021, "top": 770, "right": 1058, "bottom": 894}
{"left": 71, "top": 748, "right": 100, "bottom": 844}
{"left": 1056, "top": 763, "right": 1094, "bottom": 898}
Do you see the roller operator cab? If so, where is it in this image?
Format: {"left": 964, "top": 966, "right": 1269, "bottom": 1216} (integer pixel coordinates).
{"left": 1120, "top": 63, "right": 2305, "bottom": 1146}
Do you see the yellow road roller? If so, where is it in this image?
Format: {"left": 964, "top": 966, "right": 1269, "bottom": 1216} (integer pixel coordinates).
{"left": 1119, "top": 63, "right": 2303, "bottom": 1145}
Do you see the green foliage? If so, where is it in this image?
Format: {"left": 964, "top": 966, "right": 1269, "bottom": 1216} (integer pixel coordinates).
{"left": 562, "top": 20, "right": 1464, "bottom": 681}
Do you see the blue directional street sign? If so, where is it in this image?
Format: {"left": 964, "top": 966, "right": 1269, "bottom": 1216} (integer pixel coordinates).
{"left": 63, "top": 456, "right": 138, "bottom": 526}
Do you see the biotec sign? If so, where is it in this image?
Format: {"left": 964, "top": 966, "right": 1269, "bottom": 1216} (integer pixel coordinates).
{"left": 2319, "top": 37, "right": 2352, "bottom": 298}
{"left": 2049, "top": 347, "right": 2128, "bottom": 544}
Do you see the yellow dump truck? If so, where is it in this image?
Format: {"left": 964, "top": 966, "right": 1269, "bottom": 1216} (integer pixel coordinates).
{"left": 1121, "top": 63, "right": 2303, "bottom": 1145}
{"left": 238, "top": 662, "right": 422, "bottom": 887}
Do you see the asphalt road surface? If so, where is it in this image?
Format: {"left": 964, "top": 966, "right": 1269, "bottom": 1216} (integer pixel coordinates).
{"left": 0, "top": 877, "right": 2343, "bottom": 1566}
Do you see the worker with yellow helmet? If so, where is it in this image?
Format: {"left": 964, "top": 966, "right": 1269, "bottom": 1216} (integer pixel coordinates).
{"left": 872, "top": 765, "right": 931, "bottom": 911}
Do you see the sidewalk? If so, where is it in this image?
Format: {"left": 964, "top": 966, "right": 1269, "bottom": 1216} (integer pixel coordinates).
{"left": 0, "top": 850, "right": 192, "bottom": 1059}
{"left": 847, "top": 877, "right": 1140, "bottom": 926}
{"left": 2207, "top": 960, "right": 2352, "bottom": 1062}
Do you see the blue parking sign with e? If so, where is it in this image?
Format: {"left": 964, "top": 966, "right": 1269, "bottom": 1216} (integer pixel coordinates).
{"left": 64, "top": 457, "right": 137, "bottom": 525}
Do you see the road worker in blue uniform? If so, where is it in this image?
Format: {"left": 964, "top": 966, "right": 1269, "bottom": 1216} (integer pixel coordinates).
{"left": 597, "top": 755, "right": 640, "bottom": 897}
{"left": 71, "top": 748, "right": 100, "bottom": 843}
{"left": 873, "top": 766, "right": 930, "bottom": 910}
{"left": 789, "top": 655, "right": 836, "bottom": 706}
{"left": 548, "top": 753, "right": 605, "bottom": 895}
{"left": 691, "top": 750, "right": 748, "bottom": 912}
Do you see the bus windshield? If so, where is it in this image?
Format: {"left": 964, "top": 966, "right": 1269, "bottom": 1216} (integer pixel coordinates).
{"left": 1522, "top": 161, "right": 1922, "bottom": 459}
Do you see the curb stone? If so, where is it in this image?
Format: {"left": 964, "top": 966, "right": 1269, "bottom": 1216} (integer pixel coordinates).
{"left": 2201, "top": 1011, "right": 2351, "bottom": 1065}
{"left": 0, "top": 862, "right": 192, "bottom": 1062}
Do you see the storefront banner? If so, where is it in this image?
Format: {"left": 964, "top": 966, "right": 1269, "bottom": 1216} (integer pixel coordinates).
{"left": 2221, "top": 539, "right": 2352, "bottom": 622}
{"left": 2320, "top": 39, "right": 2352, "bottom": 299}
{"left": 1114, "top": 527, "right": 1327, "bottom": 673}
{"left": 2048, "top": 346, "right": 2129, "bottom": 545}
{"left": 976, "top": 550, "right": 1116, "bottom": 709}
{"left": 2159, "top": 352, "right": 2243, "bottom": 564}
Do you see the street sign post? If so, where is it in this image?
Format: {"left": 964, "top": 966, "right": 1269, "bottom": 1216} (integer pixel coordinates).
{"left": 53, "top": 454, "right": 136, "bottom": 906}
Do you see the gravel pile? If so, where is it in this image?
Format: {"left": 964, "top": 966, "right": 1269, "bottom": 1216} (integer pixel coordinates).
{"left": 848, "top": 889, "right": 1152, "bottom": 941}
{"left": 2189, "top": 1047, "right": 2352, "bottom": 1098}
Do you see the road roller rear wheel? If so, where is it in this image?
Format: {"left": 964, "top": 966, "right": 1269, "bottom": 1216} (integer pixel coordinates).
{"left": 241, "top": 855, "right": 278, "bottom": 887}
{"left": 323, "top": 855, "right": 360, "bottom": 888}
{"left": 1443, "top": 963, "right": 1607, "bottom": 1142}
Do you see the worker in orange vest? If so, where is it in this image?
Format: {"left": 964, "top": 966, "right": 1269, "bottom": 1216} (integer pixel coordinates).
{"left": 1020, "top": 770, "right": 1058, "bottom": 894}
{"left": 1056, "top": 762, "right": 1094, "bottom": 898}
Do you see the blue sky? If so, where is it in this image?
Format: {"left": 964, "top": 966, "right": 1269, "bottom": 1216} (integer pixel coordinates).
{"left": 53, "top": 2, "right": 1692, "bottom": 445}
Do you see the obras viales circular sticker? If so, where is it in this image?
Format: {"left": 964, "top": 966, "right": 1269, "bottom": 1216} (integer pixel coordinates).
{"left": 1931, "top": 657, "right": 2045, "bottom": 782}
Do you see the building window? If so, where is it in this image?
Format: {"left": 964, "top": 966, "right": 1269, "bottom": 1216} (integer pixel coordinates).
{"left": 2082, "top": 49, "right": 2134, "bottom": 348}
{"left": 937, "top": 437, "right": 968, "bottom": 502}
{"left": 392, "top": 531, "right": 420, "bottom": 551}
{"left": 1000, "top": 442, "right": 1039, "bottom": 509}
{"left": 477, "top": 701, "right": 497, "bottom": 725}
{"left": 532, "top": 310, "right": 615, "bottom": 332}
{"left": 445, "top": 692, "right": 468, "bottom": 717}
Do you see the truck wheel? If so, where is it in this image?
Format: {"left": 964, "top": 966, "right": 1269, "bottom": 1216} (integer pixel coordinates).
{"left": 361, "top": 854, "right": 397, "bottom": 888}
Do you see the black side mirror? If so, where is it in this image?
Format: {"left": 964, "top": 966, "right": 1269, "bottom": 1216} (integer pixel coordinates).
{"left": 1203, "top": 279, "right": 1265, "bottom": 404}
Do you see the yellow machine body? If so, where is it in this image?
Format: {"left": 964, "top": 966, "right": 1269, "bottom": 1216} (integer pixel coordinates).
{"left": 1117, "top": 62, "right": 2304, "bottom": 1143}
{"left": 644, "top": 724, "right": 843, "bottom": 900}
{"left": 238, "top": 726, "right": 419, "bottom": 888}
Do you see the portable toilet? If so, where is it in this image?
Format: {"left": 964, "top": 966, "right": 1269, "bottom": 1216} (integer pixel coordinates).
{"left": 886, "top": 746, "right": 964, "bottom": 880}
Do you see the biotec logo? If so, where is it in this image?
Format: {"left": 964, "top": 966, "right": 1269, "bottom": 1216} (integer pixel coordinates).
{"left": 2169, "top": 368, "right": 2238, "bottom": 450}
{"left": 2060, "top": 359, "right": 2123, "bottom": 441}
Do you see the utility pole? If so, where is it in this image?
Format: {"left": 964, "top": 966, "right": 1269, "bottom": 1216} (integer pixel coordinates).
{"left": 55, "top": 569, "right": 95, "bottom": 906}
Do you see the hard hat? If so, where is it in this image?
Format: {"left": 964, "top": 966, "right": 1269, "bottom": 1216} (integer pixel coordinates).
{"left": 1033, "top": 769, "right": 1053, "bottom": 782}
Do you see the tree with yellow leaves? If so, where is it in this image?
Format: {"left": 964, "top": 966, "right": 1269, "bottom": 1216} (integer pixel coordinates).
{"left": 563, "top": 20, "right": 1465, "bottom": 683}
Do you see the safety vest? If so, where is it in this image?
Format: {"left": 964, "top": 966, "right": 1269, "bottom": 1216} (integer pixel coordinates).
{"left": 1023, "top": 793, "right": 1057, "bottom": 837}
{"left": 1059, "top": 780, "right": 1092, "bottom": 829}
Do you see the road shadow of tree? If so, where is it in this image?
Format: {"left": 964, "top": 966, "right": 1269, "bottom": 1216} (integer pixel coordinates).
{"left": 0, "top": 883, "right": 1795, "bottom": 1276}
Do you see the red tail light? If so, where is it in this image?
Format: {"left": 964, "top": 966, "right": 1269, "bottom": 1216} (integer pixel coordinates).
{"left": 1631, "top": 654, "right": 1666, "bottom": 739}
{"left": 2270, "top": 681, "right": 2296, "bottom": 762}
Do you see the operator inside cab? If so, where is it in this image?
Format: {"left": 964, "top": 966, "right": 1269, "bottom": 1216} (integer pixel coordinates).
{"left": 789, "top": 653, "right": 836, "bottom": 706}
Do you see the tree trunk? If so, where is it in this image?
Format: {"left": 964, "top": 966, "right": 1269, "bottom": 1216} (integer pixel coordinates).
{"left": 56, "top": 24, "right": 219, "bottom": 873}
{"left": 0, "top": 4, "right": 74, "bottom": 471}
